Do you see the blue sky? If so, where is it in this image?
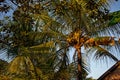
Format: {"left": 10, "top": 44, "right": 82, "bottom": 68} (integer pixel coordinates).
{"left": 109, "top": 0, "right": 120, "bottom": 12}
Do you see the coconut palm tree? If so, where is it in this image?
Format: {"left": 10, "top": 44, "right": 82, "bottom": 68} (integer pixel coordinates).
{"left": 0, "top": 4, "right": 56, "bottom": 79}
{"left": 44, "top": 0, "right": 120, "bottom": 80}
{"left": 0, "top": 0, "right": 120, "bottom": 80}
{"left": 0, "top": 2, "right": 71, "bottom": 79}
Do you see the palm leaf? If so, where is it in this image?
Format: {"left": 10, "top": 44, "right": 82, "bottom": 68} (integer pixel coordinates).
{"left": 93, "top": 46, "right": 118, "bottom": 61}
{"left": 7, "top": 56, "right": 35, "bottom": 77}
{"left": 108, "top": 10, "right": 120, "bottom": 26}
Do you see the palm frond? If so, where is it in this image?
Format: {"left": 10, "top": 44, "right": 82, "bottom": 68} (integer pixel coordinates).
{"left": 93, "top": 46, "right": 118, "bottom": 62}
{"left": 108, "top": 10, "right": 120, "bottom": 26}
{"left": 91, "top": 11, "right": 120, "bottom": 37}
{"left": 30, "top": 41, "right": 55, "bottom": 54}
{"left": 54, "top": 46, "right": 70, "bottom": 72}
{"left": 72, "top": 49, "right": 90, "bottom": 74}
{"left": 7, "top": 56, "right": 36, "bottom": 78}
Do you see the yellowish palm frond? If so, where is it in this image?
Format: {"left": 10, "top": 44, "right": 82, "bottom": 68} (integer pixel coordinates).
{"left": 85, "top": 37, "right": 116, "bottom": 47}
{"left": 8, "top": 56, "right": 34, "bottom": 74}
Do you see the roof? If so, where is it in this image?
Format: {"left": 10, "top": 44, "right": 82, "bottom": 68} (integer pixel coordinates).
{"left": 98, "top": 61, "right": 120, "bottom": 80}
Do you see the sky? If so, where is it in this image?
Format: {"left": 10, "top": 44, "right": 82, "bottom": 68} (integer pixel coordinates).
{"left": 109, "top": 0, "right": 120, "bottom": 12}
{"left": 0, "top": 0, "right": 120, "bottom": 79}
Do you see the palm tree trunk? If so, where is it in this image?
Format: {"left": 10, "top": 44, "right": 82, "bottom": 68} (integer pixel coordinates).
{"left": 77, "top": 47, "right": 82, "bottom": 80}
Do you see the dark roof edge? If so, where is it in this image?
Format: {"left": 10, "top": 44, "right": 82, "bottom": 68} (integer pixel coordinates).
{"left": 97, "top": 61, "right": 120, "bottom": 80}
